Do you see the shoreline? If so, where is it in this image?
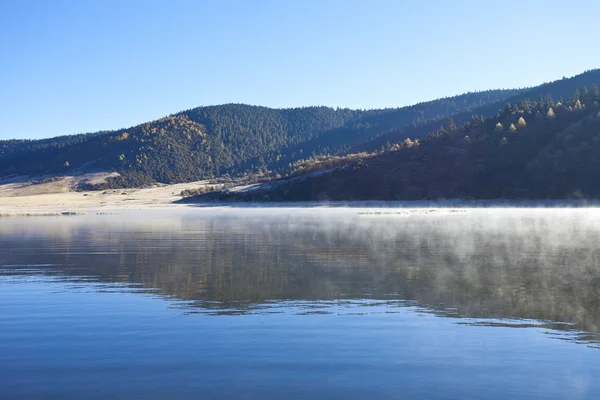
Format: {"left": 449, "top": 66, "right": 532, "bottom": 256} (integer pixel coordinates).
{"left": 3, "top": 179, "right": 600, "bottom": 213}
{"left": 3, "top": 195, "right": 600, "bottom": 215}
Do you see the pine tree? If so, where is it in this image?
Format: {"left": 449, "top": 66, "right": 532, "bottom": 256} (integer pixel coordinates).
{"left": 446, "top": 117, "right": 456, "bottom": 131}
{"left": 517, "top": 117, "right": 527, "bottom": 128}
{"left": 547, "top": 107, "right": 555, "bottom": 119}
{"left": 495, "top": 122, "right": 503, "bottom": 131}
{"left": 537, "top": 95, "right": 544, "bottom": 108}
{"left": 590, "top": 83, "right": 600, "bottom": 100}
{"left": 509, "top": 124, "right": 517, "bottom": 132}
{"left": 581, "top": 86, "right": 589, "bottom": 102}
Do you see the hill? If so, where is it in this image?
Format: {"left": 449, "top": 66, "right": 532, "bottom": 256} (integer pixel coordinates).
{"left": 190, "top": 82, "right": 600, "bottom": 201}
{"left": 2, "top": 69, "right": 600, "bottom": 191}
{"left": 0, "top": 91, "right": 521, "bottom": 188}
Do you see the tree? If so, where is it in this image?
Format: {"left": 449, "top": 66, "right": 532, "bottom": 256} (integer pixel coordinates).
{"left": 547, "top": 107, "right": 555, "bottom": 119}
{"left": 590, "top": 83, "right": 600, "bottom": 100}
{"left": 463, "top": 135, "right": 471, "bottom": 145}
{"left": 471, "top": 115, "right": 483, "bottom": 125}
{"left": 581, "top": 86, "right": 589, "bottom": 101}
{"left": 517, "top": 117, "right": 527, "bottom": 128}
{"left": 495, "top": 122, "right": 503, "bottom": 132}
{"left": 64, "top": 161, "right": 70, "bottom": 167}
{"left": 500, "top": 137, "right": 508, "bottom": 145}
{"left": 537, "top": 95, "right": 544, "bottom": 108}
{"left": 446, "top": 117, "right": 456, "bottom": 131}
{"left": 509, "top": 124, "right": 517, "bottom": 132}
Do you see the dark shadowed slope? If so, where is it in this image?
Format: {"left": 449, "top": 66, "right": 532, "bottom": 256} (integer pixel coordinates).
{"left": 191, "top": 81, "right": 600, "bottom": 202}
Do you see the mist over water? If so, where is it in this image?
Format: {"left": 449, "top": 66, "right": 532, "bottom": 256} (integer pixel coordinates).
{"left": 1, "top": 208, "right": 600, "bottom": 399}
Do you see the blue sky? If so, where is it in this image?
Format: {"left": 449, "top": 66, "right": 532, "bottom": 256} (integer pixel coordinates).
{"left": 1, "top": 0, "right": 599, "bottom": 139}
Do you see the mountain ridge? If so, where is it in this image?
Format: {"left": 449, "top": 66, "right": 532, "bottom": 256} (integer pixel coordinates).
{"left": 1, "top": 68, "right": 599, "bottom": 190}
{"left": 0, "top": 89, "right": 522, "bottom": 187}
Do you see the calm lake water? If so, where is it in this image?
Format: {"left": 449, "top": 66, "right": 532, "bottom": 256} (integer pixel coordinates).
{"left": 1, "top": 208, "right": 600, "bottom": 399}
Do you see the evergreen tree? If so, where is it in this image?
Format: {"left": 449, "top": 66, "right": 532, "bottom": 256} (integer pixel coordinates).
{"left": 446, "top": 117, "right": 457, "bottom": 131}
{"left": 537, "top": 95, "right": 544, "bottom": 108}
{"left": 590, "top": 83, "right": 600, "bottom": 99}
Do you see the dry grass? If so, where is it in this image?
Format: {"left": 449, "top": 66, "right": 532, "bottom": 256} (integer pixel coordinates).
{"left": 0, "top": 179, "right": 213, "bottom": 211}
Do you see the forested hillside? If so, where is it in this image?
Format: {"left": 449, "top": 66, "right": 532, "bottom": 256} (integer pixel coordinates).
{"left": 0, "top": 89, "right": 521, "bottom": 187}
{"left": 1, "top": 69, "right": 599, "bottom": 189}
{"left": 206, "top": 83, "right": 600, "bottom": 201}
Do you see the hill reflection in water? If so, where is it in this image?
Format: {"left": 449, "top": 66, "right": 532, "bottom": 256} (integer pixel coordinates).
{"left": 1, "top": 208, "right": 599, "bottom": 344}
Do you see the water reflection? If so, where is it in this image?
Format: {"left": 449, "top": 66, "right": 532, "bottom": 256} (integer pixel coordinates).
{"left": 1, "top": 208, "right": 600, "bottom": 344}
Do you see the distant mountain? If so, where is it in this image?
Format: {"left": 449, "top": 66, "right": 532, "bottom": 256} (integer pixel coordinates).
{"left": 198, "top": 80, "right": 600, "bottom": 201}
{"left": 1, "top": 69, "right": 599, "bottom": 190}
{"left": 0, "top": 90, "right": 521, "bottom": 188}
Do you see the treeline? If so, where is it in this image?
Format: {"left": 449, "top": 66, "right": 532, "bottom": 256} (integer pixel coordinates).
{"left": 204, "top": 83, "right": 600, "bottom": 201}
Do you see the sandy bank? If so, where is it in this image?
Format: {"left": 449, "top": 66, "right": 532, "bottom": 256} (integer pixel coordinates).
{"left": 0, "top": 180, "right": 211, "bottom": 212}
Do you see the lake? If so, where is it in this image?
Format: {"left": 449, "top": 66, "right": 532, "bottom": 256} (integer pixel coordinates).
{"left": 1, "top": 208, "right": 599, "bottom": 399}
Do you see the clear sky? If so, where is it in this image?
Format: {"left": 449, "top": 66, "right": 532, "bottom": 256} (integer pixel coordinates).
{"left": 1, "top": 0, "right": 599, "bottom": 139}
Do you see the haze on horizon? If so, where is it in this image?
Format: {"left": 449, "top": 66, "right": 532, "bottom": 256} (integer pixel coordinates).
{"left": 1, "top": 0, "right": 599, "bottom": 140}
